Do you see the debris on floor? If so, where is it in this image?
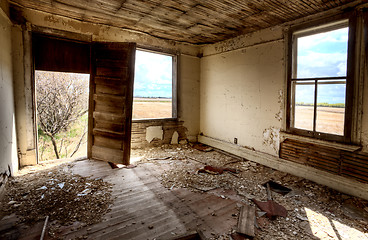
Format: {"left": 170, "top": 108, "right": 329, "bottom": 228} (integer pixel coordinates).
{"left": 1, "top": 143, "right": 368, "bottom": 240}
{"left": 198, "top": 165, "right": 239, "bottom": 175}
{"left": 262, "top": 180, "right": 291, "bottom": 196}
{"left": 0, "top": 162, "right": 113, "bottom": 228}
{"left": 236, "top": 205, "right": 255, "bottom": 238}
{"left": 252, "top": 183, "right": 287, "bottom": 219}
{"left": 108, "top": 162, "right": 137, "bottom": 169}
{"left": 193, "top": 143, "right": 214, "bottom": 152}
{"left": 140, "top": 144, "right": 368, "bottom": 239}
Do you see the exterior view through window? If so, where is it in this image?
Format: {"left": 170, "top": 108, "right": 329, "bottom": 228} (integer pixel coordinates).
{"left": 36, "top": 71, "right": 90, "bottom": 161}
{"left": 133, "top": 50, "right": 173, "bottom": 119}
{"left": 291, "top": 23, "right": 348, "bottom": 136}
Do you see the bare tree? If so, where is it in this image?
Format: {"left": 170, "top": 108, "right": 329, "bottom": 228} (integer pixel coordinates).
{"left": 36, "top": 71, "right": 89, "bottom": 159}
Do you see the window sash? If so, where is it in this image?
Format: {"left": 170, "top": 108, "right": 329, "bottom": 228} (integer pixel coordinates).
{"left": 286, "top": 14, "right": 356, "bottom": 143}
{"left": 290, "top": 77, "right": 346, "bottom": 137}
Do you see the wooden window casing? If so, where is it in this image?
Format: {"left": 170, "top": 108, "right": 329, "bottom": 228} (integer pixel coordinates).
{"left": 286, "top": 13, "right": 357, "bottom": 143}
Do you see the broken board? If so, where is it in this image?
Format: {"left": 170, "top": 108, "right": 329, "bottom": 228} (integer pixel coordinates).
{"left": 236, "top": 205, "right": 255, "bottom": 238}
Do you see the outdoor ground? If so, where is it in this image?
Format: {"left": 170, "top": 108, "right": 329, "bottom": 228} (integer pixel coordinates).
{"left": 1, "top": 144, "right": 367, "bottom": 240}
{"left": 295, "top": 106, "right": 345, "bottom": 135}
{"left": 132, "top": 97, "right": 172, "bottom": 119}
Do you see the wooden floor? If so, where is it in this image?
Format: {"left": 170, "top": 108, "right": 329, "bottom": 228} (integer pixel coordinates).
{"left": 1, "top": 159, "right": 240, "bottom": 240}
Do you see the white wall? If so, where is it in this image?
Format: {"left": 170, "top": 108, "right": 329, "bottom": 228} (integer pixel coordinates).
{"left": 0, "top": 8, "right": 18, "bottom": 175}
{"left": 200, "top": 28, "right": 285, "bottom": 156}
{"left": 200, "top": 22, "right": 368, "bottom": 156}
{"left": 178, "top": 55, "right": 200, "bottom": 142}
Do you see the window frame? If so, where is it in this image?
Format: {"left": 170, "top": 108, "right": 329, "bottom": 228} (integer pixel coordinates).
{"left": 132, "top": 48, "right": 178, "bottom": 122}
{"left": 286, "top": 13, "right": 357, "bottom": 143}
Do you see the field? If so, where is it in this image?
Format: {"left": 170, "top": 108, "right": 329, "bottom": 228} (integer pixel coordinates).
{"left": 294, "top": 106, "right": 345, "bottom": 135}
{"left": 132, "top": 97, "right": 172, "bottom": 119}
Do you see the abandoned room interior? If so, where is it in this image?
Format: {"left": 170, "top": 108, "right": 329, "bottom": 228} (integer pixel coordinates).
{"left": 1, "top": 0, "right": 368, "bottom": 239}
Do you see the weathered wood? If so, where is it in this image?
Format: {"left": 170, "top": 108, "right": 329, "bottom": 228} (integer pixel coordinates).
{"left": 94, "top": 135, "right": 122, "bottom": 149}
{"left": 280, "top": 138, "right": 368, "bottom": 183}
{"left": 93, "top": 112, "right": 124, "bottom": 123}
{"left": 12, "top": 0, "right": 358, "bottom": 44}
{"left": 236, "top": 205, "right": 255, "bottom": 238}
{"left": 96, "top": 84, "right": 126, "bottom": 96}
{"left": 89, "top": 42, "right": 135, "bottom": 164}
{"left": 91, "top": 145, "right": 125, "bottom": 164}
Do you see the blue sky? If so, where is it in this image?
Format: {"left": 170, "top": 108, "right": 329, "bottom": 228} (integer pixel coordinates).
{"left": 296, "top": 27, "right": 348, "bottom": 104}
{"left": 134, "top": 50, "right": 172, "bottom": 98}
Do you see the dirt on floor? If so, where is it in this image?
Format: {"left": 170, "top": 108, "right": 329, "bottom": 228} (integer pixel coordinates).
{"left": 132, "top": 144, "right": 368, "bottom": 240}
{"left": 1, "top": 144, "right": 368, "bottom": 240}
{"left": 0, "top": 160, "right": 113, "bottom": 239}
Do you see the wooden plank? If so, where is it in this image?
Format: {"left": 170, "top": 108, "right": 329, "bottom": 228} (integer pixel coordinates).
{"left": 95, "top": 59, "right": 128, "bottom": 68}
{"left": 93, "top": 93, "right": 125, "bottom": 105}
{"left": 96, "top": 66, "right": 128, "bottom": 78}
{"left": 94, "top": 135, "right": 122, "bottom": 149}
{"left": 96, "top": 83, "right": 126, "bottom": 95}
{"left": 93, "top": 112, "right": 124, "bottom": 123}
{"left": 95, "top": 76, "right": 126, "bottom": 86}
{"left": 94, "top": 119, "right": 125, "bottom": 132}
{"left": 93, "top": 128, "right": 124, "bottom": 139}
{"left": 91, "top": 145, "right": 124, "bottom": 163}
{"left": 95, "top": 102, "right": 125, "bottom": 114}
{"left": 236, "top": 205, "right": 255, "bottom": 238}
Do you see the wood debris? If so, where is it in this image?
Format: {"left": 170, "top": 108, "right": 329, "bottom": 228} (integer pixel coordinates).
{"left": 0, "top": 163, "right": 113, "bottom": 227}
{"left": 236, "top": 205, "right": 255, "bottom": 238}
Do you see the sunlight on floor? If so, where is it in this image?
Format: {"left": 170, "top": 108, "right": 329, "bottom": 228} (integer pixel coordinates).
{"left": 305, "top": 207, "right": 368, "bottom": 239}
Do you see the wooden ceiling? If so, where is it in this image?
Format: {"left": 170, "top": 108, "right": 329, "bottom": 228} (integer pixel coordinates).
{"left": 10, "top": 0, "right": 356, "bottom": 44}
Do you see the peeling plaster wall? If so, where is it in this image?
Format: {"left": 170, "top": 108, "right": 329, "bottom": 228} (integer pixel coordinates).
{"left": 178, "top": 55, "right": 200, "bottom": 142}
{"left": 0, "top": 7, "right": 18, "bottom": 176}
{"left": 200, "top": 27, "right": 285, "bottom": 156}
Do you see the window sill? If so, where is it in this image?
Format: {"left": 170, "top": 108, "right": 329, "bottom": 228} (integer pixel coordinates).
{"left": 280, "top": 131, "right": 361, "bottom": 152}
{"left": 132, "top": 117, "right": 178, "bottom": 123}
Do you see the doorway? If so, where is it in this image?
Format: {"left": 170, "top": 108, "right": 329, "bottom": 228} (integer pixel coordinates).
{"left": 35, "top": 70, "right": 90, "bottom": 161}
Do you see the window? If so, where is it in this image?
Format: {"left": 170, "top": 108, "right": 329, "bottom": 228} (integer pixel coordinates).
{"left": 287, "top": 19, "right": 354, "bottom": 142}
{"left": 132, "top": 49, "right": 176, "bottom": 120}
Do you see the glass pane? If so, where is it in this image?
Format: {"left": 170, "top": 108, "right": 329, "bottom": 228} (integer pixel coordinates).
{"left": 293, "top": 81, "right": 315, "bottom": 131}
{"left": 133, "top": 50, "right": 173, "bottom": 119}
{"left": 316, "top": 80, "right": 346, "bottom": 135}
{"left": 296, "top": 27, "right": 348, "bottom": 78}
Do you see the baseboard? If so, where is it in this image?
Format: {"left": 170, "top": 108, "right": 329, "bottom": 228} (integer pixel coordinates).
{"left": 198, "top": 135, "right": 368, "bottom": 200}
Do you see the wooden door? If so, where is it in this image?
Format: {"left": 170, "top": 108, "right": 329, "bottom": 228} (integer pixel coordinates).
{"left": 88, "top": 42, "right": 136, "bottom": 164}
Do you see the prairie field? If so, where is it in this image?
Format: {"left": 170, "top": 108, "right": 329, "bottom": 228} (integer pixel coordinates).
{"left": 294, "top": 106, "right": 345, "bottom": 135}
{"left": 132, "top": 97, "right": 172, "bottom": 119}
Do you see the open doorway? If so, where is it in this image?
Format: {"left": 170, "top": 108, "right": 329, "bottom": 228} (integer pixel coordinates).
{"left": 35, "top": 71, "right": 90, "bottom": 161}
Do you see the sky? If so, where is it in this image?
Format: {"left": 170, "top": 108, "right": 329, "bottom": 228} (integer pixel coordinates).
{"left": 295, "top": 27, "right": 348, "bottom": 104}
{"left": 133, "top": 27, "right": 348, "bottom": 103}
{"left": 134, "top": 50, "right": 172, "bottom": 98}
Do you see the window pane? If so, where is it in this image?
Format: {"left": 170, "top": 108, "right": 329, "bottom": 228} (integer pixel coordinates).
{"left": 316, "top": 80, "right": 346, "bottom": 135}
{"left": 296, "top": 27, "right": 348, "bottom": 78}
{"left": 293, "top": 81, "right": 315, "bottom": 131}
{"left": 133, "top": 50, "right": 173, "bottom": 119}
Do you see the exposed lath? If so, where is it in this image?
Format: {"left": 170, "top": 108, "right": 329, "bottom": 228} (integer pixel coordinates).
{"left": 10, "top": 0, "right": 359, "bottom": 44}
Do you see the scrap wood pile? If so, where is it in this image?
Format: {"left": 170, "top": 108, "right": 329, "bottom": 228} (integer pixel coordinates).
{"left": 0, "top": 162, "right": 113, "bottom": 229}
{"left": 148, "top": 143, "right": 368, "bottom": 239}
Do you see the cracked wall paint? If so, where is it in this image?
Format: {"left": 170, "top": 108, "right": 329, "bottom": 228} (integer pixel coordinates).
{"left": 200, "top": 29, "right": 284, "bottom": 157}
{"left": 263, "top": 127, "right": 280, "bottom": 154}
{"left": 275, "top": 89, "right": 284, "bottom": 122}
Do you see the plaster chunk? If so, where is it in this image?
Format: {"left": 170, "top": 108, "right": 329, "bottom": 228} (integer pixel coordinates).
{"left": 171, "top": 131, "right": 179, "bottom": 145}
{"left": 146, "top": 126, "right": 163, "bottom": 143}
